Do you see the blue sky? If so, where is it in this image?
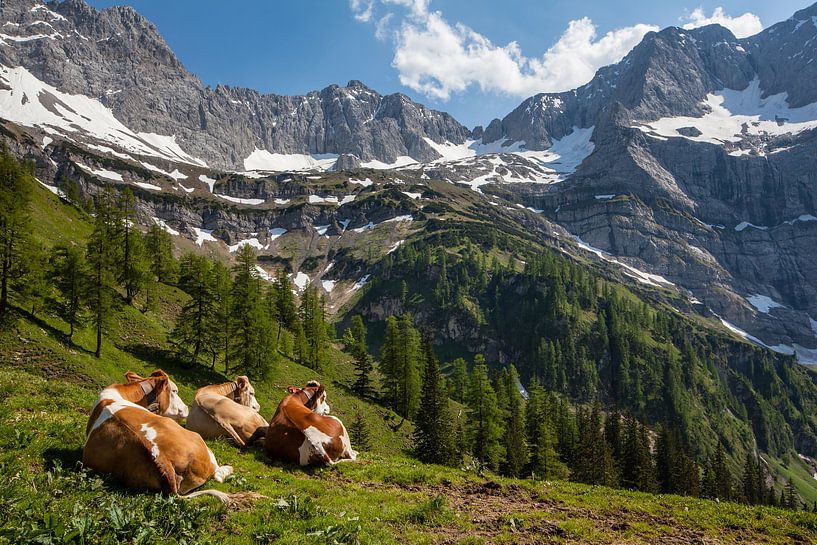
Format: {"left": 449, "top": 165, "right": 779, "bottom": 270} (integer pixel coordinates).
{"left": 86, "top": 0, "right": 810, "bottom": 128}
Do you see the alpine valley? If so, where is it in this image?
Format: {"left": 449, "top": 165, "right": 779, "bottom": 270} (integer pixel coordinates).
{"left": 3, "top": 0, "right": 817, "bottom": 543}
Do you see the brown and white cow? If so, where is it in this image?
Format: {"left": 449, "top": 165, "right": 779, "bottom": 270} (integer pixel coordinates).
{"left": 83, "top": 370, "right": 234, "bottom": 502}
{"left": 264, "top": 381, "right": 357, "bottom": 466}
{"left": 186, "top": 376, "right": 268, "bottom": 447}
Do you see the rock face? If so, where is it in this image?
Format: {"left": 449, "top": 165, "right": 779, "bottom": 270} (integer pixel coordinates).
{"left": 486, "top": 4, "right": 817, "bottom": 359}
{"left": 0, "top": 0, "right": 470, "bottom": 169}
{"left": 4, "top": 0, "right": 817, "bottom": 360}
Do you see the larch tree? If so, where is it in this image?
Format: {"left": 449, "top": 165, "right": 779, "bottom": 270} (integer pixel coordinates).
{"left": 86, "top": 187, "right": 120, "bottom": 358}
{"left": 51, "top": 243, "right": 90, "bottom": 342}
{"left": 0, "top": 145, "right": 33, "bottom": 315}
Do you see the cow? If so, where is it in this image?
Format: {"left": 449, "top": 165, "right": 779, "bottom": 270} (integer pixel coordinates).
{"left": 185, "top": 376, "right": 268, "bottom": 447}
{"left": 83, "top": 370, "right": 235, "bottom": 502}
{"left": 264, "top": 380, "right": 357, "bottom": 466}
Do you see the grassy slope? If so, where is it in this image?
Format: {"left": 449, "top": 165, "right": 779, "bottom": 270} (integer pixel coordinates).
{"left": 1, "top": 185, "right": 816, "bottom": 544}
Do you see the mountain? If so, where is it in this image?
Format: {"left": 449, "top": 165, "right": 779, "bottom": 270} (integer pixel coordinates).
{"left": 473, "top": 5, "right": 817, "bottom": 362}
{"left": 0, "top": 0, "right": 470, "bottom": 170}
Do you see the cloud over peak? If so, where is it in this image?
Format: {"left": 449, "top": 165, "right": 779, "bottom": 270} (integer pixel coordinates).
{"left": 351, "top": 2, "right": 763, "bottom": 100}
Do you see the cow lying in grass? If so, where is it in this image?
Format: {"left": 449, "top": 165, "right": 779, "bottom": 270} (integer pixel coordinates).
{"left": 83, "top": 370, "right": 235, "bottom": 502}
{"left": 186, "top": 376, "right": 268, "bottom": 447}
{"left": 264, "top": 381, "right": 357, "bottom": 466}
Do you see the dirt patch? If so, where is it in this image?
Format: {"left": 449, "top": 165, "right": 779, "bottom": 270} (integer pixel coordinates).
{"left": 350, "top": 478, "right": 765, "bottom": 544}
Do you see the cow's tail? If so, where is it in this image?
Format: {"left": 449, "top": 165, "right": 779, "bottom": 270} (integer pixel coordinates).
{"left": 181, "top": 489, "right": 266, "bottom": 507}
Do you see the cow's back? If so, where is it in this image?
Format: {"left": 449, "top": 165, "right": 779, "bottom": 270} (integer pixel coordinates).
{"left": 83, "top": 406, "right": 178, "bottom": 493}
{"left": 84, "top": 405, "right": 218, "bottom": 494}
{"left": 187, "top": 394, "right": 267, "bottom": 445}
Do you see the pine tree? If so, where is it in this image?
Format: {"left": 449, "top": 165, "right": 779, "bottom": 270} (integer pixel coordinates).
{"left": 117, "top": 188, "right": 150, "bottom": 304}
{"left": 0, "top": 145, "right": 33, "bottom": 315}
{"left": 300, "top": 285, "right": 329, "bottom": 372}
{"left": 343, "top": 316, "right": 374, "bottom": 396}
{"left": 274, "top": 269, "right": 298, "bottom": 334}
{"left": 381, "top": 314, "right": 422, "bottom": 419}
{"left": 449, "top": 358, "right": 468, "bottom": 403}
{"left": 51, "top": 243, "right": 89, "bottom": 342}
{"left": 467, "top": 363, "right": 503, "bottom": 469}
{"left": 501, "top": 365, "right": 528, "bottom": 477}
{"left": 572, "top": 404, "right": 616, "bottom": 486}
{"left": 620, "top": 416, "right": 656, "bottom": 492}
{"left": 144, "top": 224, "right": 178, "bottom": 284}
{"left": 210, "top": 260, "right": 232, "bottom": 370}
{"left": 712, "top": 443, "right": 733, "bottom": 501}
{"left": 229, "top": 245, "right": 275, "bottom": 377}
{"left": 16, "top": 240, "right": 49, "bottom": 316}
{"left": 380, "top": 316, "right": 401, "bottom": 409}
{"left": 525, "top": 380, "right": 569, "bottom": 480}
{"left": 413, "top": 332, "right": 457, "bottom": 465}
{"left": 86, "top": 188, "right": 120, "bottom": 358}
{"left": 172, "top": 253, "right": 216, "bottom": 367}
{"left": 348, "top": 410, "right": 371, "bottom": 452}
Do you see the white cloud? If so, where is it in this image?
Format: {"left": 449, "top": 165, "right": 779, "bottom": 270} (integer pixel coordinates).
{"left": 350, "top": 0, "right": 374, "bottom": 22}
{"left": 681, "top": 7, "right": 763, "bottom": 38}
{"left": 354, "top": 1, "right": 657, "bottom": 100}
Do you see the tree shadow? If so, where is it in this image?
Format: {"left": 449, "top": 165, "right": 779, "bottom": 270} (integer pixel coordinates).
{"left": 123, "top": 343, "right": 229, "bottom": 386}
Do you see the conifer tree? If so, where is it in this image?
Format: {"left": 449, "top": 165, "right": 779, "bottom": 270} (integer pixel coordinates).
{"left": 348, "top": 410, "right": 370, "bottom": 452}
{"left": 525, "top": 381, "right": 569, "bottom": 480}
{"left": 572, "top": 404, "right": 616, "bottom": 486}
{"left": 86, "top": 188, "right": 119, "bottom": 358}
{"left": 345, "top": 315, "right": 374, "bottom": 398}
{"left": 51, "top": 243, "right": 89, "bottom": 342}
{"left": 380, "top": 315, "right": 421, "bottom": 419}
{"left": 620, "top": 416, "right": 656, "bottom": 492}
{"left": 16, "top": 240, "right": 49, "bottom": 316}
{"left": 0, "top": 145, "right": 33, "bottom": 315}
{"left": 117, "top": 188, "right": 150, "bottom": 304}
{"left": 172, "top": 253, "right": 216, "bottom": 367}
{"left": 210, "top": 260, "right": 232, "bottom": 370}
{"left": 449, "top": 358, "right": 468, "bottom": 403}
{"left": 380, "top": 316, "right": 401, "bottom": 408}
{"left": 413, "top": 332, "right": 457, "bottom": 465}
{"left": 502, "top": 365, "right": 528, "bottom": 477}
{"left": 229, "top": 245, "right": 275, "bottom": 376}
{"left": 274, "top": 269, "right": 298, "bottom": 335}
{"left": 467, "top": 362, "right": 503, "bottom": 469}
{"left": 300, "top": 284, "right": 329, "bottom": 372}
{"left": 144, "top": 224, "right": 178, "bottom": 284}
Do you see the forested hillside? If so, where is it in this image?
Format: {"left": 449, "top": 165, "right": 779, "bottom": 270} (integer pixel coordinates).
{"left": 2, "top": 146, "right": 817, "bottom": 543}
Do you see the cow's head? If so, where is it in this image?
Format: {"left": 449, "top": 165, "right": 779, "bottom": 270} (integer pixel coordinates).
{"left": 287, "top": 380, "right": 330, "bottom": 415}
{"left": 235, "top": 376, "right": 261, "bottom": 412}
{"left": 124, "top": 370, "right": 189, "bottom": 421}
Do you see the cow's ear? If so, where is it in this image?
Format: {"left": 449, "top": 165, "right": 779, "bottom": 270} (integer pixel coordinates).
{"left": 125, "top": 371, "right": 143, "bottom": 383}
{"left": 316, "top": 384, "right": 326, "bottom": 398}
{"left": 287, "top": 386, "right": 299, "bottom": 394}
{"left": 236, "top": 376, "right": 250, "bottom": 389}
{"left": 152, "top": 375, "right": 169, "bottom": 392}
{"left": 150, "top": 369, "right": 169, "bottom": 379}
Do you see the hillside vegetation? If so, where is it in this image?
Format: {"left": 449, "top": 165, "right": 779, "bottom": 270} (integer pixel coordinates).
{"left": 1, "top": 155, "right": 817, "bottom": 543}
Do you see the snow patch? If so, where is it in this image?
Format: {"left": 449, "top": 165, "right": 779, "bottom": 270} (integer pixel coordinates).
{"left": 198, "top": 174, "right": 216, "bottom": 192}
{"left": 192, "top": 228, "right": 217, "bottom": 246}
{"left": 636, "top": 78, "right": 817, "bottom": 149}
{"left": 217, "top": 194, "right": 265, "bottom": 206}
{"left": 243, "top": 148, "right": 338, "bottom": 171}
{"left": 746, "top": 294, "right": 785, "bottom": 313}
{"left": 349, "top": 177, "right": 373, "bottom": 187}
{"left": 0, "top": 65, "right": 206, "bottom": 166}
{"left": 152, "top": 217, "right": 179, "bottom": 236}
{"left": 133, "top": 181, "right": 162, "bottom": 192}
{"left": 74, "top": 162, "right": 122, "bottom": 182}
{"left": 291, "top": 272, "right": 310, "bottom": 291}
